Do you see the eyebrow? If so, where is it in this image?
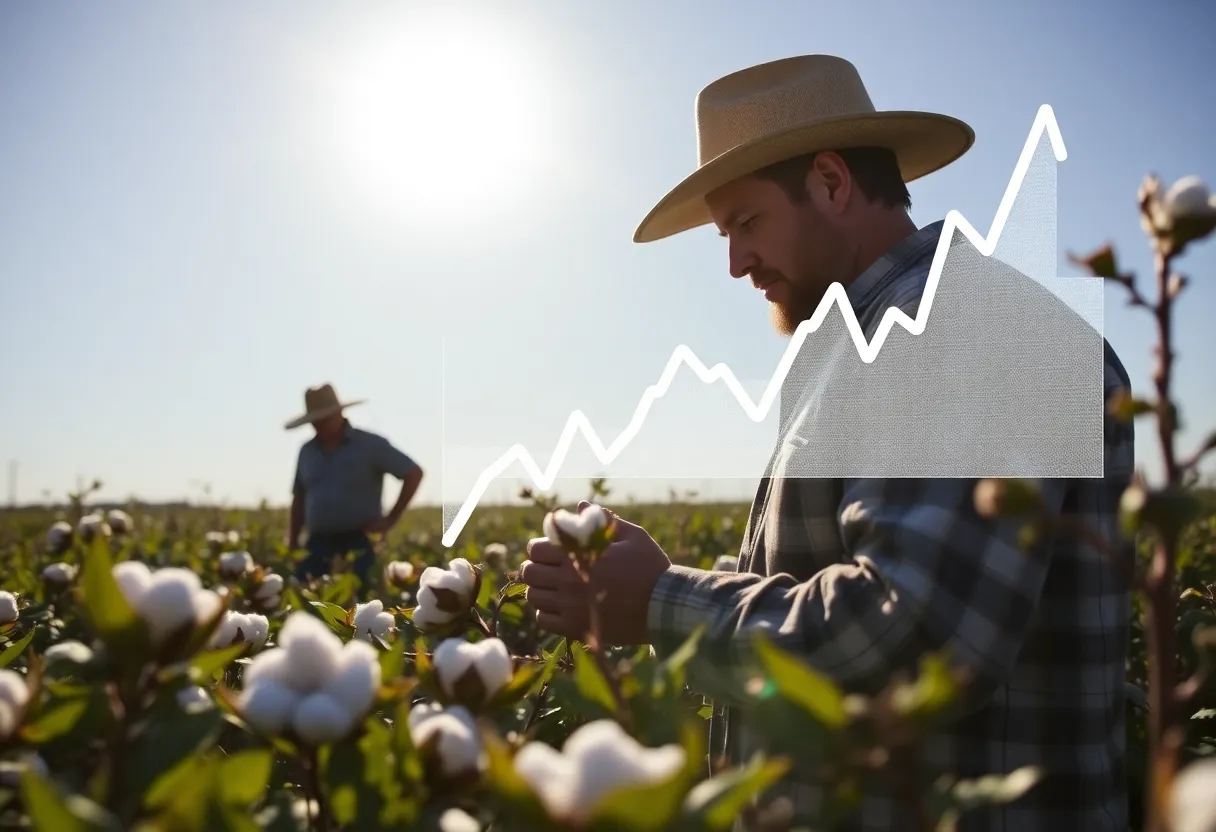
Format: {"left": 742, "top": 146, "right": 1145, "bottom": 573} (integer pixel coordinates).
{"left": 717, "top": 210, "right": 744, "bottom": 238}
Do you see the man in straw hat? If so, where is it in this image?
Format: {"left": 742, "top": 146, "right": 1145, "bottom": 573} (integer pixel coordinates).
{"left": 521, "top": 56, "right": 1134, "bottom": 829}
{"left": 285, "top": 383, "right": 424, "bottom": 586}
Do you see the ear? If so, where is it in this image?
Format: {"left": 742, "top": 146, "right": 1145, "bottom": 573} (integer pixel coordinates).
{"left": 806, "top": 151, "right": 853, "bottom": 215}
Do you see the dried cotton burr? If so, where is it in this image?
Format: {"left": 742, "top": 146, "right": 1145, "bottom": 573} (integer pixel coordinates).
{"left": 237, "top": 612, "right": 381, "bottom": 746}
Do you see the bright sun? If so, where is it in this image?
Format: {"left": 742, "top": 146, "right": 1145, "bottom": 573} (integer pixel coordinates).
{"left": 326, "top": 10, "right": 554, "bottom": 221}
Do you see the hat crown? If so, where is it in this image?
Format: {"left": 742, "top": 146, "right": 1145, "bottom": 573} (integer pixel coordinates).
{"left": 695, "top": 55, "right": 876, "bottom": 165}
{"left": 303, "top": 384, "right": 341, "bottom": 412}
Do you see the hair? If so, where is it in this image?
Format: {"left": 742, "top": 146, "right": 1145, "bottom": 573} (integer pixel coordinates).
{"left": 751, "top": 146, "right": 911, "bottom": 211}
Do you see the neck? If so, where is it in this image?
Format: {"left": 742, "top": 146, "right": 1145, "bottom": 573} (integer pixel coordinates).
{"left": 848, "top": 210, "right": 918, "bottom": 283}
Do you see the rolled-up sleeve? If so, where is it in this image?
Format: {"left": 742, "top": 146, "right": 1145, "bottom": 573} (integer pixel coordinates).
{"left": 646, "top": 477, "right": 1065, "bottom": 708}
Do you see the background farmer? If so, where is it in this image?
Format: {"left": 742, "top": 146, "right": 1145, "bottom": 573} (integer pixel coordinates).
{"left": 284, "top": 383, "right": 423, "bottom": 586}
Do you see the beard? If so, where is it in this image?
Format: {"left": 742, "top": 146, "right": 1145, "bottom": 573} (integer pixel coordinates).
{"left": 768, "top": 277, "right": 823, "bottom": 337}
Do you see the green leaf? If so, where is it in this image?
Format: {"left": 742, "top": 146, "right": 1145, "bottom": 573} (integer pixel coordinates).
{"left": 310, "top": 601, "right": 353, "bottom": 633}
{"left": 129, "top": 704, "right": 223, "bottom": 807}
{"left": 20, "top": 695, "right": 91, "bottom": 743}
{"left": 681, "top": 754, "right": 792, "bottom": 830}
{"left": 890, "top": 653, "right": 959, "bottom": 721}
{"left": 20, "top": 767, "right": 120, "bottom": 832}
{"left": 190, "top": 642, "right": 247, "bottom": 683}
{"left": 751, "top": 631, "right": 847, "bottom": 729}
{"left": 80, "top": 542, "right": 149, "bottom": 660}
{"left": 500, "top": 581, "right": 528, "bottom": 601}
{"left": 379, "top": 643, "right": 405, "bottom": 682}
{"left": 571, "top": 643, "right": 618, "bottom": 714}
{"left": 0, "top": 626, "right": 36, "bottom": 667}
{"left": 216, "top": 750, "right": 273, "bottom": 807}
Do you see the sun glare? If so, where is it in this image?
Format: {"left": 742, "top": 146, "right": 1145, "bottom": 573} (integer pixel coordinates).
{"left": 327, "top": 10, "right": 554, "bottom": 222}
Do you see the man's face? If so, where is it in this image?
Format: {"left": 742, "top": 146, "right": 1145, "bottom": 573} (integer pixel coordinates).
{"left": 313, "top": 412, "right": 345, "bottom": 441}
{"left": 706, "top": 172, "right": 850, "bottom": 337}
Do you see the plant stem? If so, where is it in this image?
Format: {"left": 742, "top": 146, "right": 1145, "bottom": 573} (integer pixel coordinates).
{"left": 305, "top": 748, "right": 329, "bottom": 832}
{"left": 1144, "top": 249, "right": 1182, "bottom": 832}
{"left": 575, "top": 560, "right": 633, "bottom": 732}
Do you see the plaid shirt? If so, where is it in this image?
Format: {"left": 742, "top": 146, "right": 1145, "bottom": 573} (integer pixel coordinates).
{"left": 647, "top": 221, "right": 1135, "bottom": 831}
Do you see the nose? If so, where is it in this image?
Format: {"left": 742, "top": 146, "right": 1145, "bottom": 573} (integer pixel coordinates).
{"left": 728, "top": 238, "right": 758, "bottom": 280}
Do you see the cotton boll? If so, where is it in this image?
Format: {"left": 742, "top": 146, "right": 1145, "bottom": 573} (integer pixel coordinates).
{"left": 139, "top": 570, "right": 205, "bottom": 645}
{"left": 352, "top": 600, "right": 395, "bottom": 642}
{"left": 322, "top": 640, "right": 380, "bottom": 719}
{"left": 193, "top": 589, "right": 224, "bottom": 628}
{"left": 514, "top": 741, "right": 577, "bottom": 820}
{"left": 41, "top": 562, "right": 79, "bottom": 585}
{"left": 239, "top": 679, "right": 301, "bottom": 736}
{"left": 292, "top": 692, "right": 356, "bottom": 745}
{"left": 0, "top": 592, "right": 17, "bottom": 624}
{"left": 242, "top": 646, "right": 292, "bottom": 690}
{"left": 277, "top": 612, "right": 344, "bottom": 691}
{"left": 0, "top": 669, "right": 30, "bottom": 712}
{"left": 1172, "top": 757, "right": 1216, "bottom": 832}
{"left": 438, "top": 808, "right": 482, "bottom": 832}
{"left": 218, "top": 551, "right": 254, "bottom": 578}
{"left": 44, "top": 640, "right": 94, "bottom": 666}
{"left": 112, "top": 561, "right": 153, "bottom": 607}
{"left": 408, "top": 703, "right": 483, "bottom": 778}
{"left": 433, "top": 638, "right": 513, "bottom": 705}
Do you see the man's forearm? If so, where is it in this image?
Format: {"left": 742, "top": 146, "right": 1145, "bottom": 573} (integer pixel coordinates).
{"left": 288, "top": 496, "right": 304, "bottom": 549}
{"left": 647, "top": 477, "right": 1065, "bottom": 710}
{"left": 387, "top": 468, "right": 423, "bottom": 520}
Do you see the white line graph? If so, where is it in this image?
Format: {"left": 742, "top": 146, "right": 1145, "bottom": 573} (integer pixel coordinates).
{"left": 441, "top": 105, "right": 1069, "bottom": 547}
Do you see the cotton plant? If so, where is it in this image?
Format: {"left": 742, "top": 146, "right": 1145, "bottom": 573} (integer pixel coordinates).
{"left": 218, "top": 550, "right": 254, "bottom": 580}
{"left": 46, "top": 520, "right": 73, "bottom": 555}
{"left": 77, "top": 513, "right": 111, "bottom": 544}
{"left": 41, "top": 561, "right": 79, "bottom": 588}
{"left": 106, "top": 509, "right": 133, "bottom": 536}
{"left": 412, "top": 558, "right": 483, "bottom": 633}
{"left": 111, "top": 561, "right": 225, "bottom": 656}
{"left": 430, "top": 637, "right": 514, "bottom": 710}
{"left": 235, "top": 611, "right": 381, "bottom": 746}
{"left": 407, "top": 700, "right": 485, "bottom": 783}
{"left": 250, "top": 571, "right": 284, "bottom": 611}
{"left": 210, "top": 610, "right": 270, "bottom": 650}
{"left": 351, "top": 599, "right": 396, "bottom": 643}
{"left": 384, "top": 559, "right": 415, "bottom": 590}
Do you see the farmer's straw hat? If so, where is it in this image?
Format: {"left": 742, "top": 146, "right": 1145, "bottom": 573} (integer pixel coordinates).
{"left": 284, "top": 383, "right": 366, "bottom": 430}
{"left": 633, "top": 54, "right": 975, "bottom": 243}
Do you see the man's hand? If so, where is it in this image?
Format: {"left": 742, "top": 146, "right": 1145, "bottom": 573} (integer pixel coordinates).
{"left": 363, "top": 513, "right": 398, "bottom": 536}
{"left": 520, "top": 501, "right": 671, "bottom": 645}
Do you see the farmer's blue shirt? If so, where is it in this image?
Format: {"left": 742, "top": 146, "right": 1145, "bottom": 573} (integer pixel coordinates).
{"left": 291, "top": 422, "right": 419, "bottom": 535}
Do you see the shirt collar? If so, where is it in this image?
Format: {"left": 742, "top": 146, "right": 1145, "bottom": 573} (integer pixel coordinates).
{"left": 844, "top": 220, "right": 945, "bottom": 315}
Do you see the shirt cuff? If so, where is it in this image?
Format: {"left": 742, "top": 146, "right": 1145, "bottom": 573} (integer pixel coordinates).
{"left": 646, "top": 563, "right": 716, "bottom": 657}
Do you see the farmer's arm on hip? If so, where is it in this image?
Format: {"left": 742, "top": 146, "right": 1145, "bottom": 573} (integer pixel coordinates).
{"left": 373, "top": 434, "right": 423, "bottom": 480}
{"left": 645, "top": 476, "right": 1067, "bottom": 709}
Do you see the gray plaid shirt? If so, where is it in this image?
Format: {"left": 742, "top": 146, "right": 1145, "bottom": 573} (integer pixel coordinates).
{"left": 646, "top": 221, "right": 1135, "bottom": 830}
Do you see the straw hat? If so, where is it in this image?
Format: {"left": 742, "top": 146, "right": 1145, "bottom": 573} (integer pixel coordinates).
{"left": 283, "top": 383, "right": 366, "bottom": 430}
{"left": 633, "top": 55, "right": 975, "bottom": 243}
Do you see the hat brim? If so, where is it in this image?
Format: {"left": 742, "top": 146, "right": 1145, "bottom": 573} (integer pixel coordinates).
{"left": 283, "top": 399, "right": 366, "bottom": 431}
{"left": 633, "top": 110, "right": 975, "bottom": 244}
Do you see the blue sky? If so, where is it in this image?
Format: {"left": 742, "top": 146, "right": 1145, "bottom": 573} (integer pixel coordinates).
{"left": 1, "top": 0, "right": 1213, "bottom": 515}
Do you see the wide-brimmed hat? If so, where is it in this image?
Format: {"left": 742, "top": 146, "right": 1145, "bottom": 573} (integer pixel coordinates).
{"left": 283, "top": 383, "right": 366, "bottom": 430}
{"left": 633, "top": 55, "right": 975, "bottom": 243}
